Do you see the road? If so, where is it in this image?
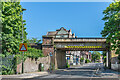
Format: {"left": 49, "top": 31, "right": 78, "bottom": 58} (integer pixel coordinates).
{"left": 35, "top": 63, "right": 119, "bottom": 79}
{"left": 2, "top": 63, "right": 120, "bottom": 80}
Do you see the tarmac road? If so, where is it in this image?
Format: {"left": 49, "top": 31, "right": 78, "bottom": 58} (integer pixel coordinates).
{"left": 2, "top": 63, "right": 120, "bottom": 80}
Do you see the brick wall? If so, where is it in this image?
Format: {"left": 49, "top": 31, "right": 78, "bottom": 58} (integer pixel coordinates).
{"left": 17, "top": 56, "right": 50, "bottom": 73}
{"left": 30, "top": 43, "right": 42, "bottom": 49}
{"left": 42, "top": 37, "right": 53, "bottom": 45}
{"left": 111, "top": 64, "right": 120, "bottom": 72}
{"left": 111, "top": 56, "right": 119, "bottom": 64}
{"left": 42, "top": 37, "right": 54, "bottom": 56}
{"left": 42, "top": 46, "right": 54, "bottom": 56}
{"left": 111, "top": 50, "right": 119, "bottom": 64}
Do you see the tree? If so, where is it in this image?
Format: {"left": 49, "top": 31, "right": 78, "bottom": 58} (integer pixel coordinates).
{"left": 27, "top": 38, "right": 41, "bottom": 44}
{"left": 101, "top": 1, "right": 120, "bottom": 55}
{"left": 1, "top": 1, "right": 27, "bottom": 74}
{"left": 102, "top": 51, "right": 107, "bottom": 65}
{"left": 92, "top": 51, "right": 101, "bottom": 62}
{"left": 1, "top": 2, "right": 27, "bottom": 55}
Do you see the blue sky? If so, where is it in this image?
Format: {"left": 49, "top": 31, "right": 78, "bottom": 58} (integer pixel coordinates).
{"left": 21, "top": 2, "right": 111, "bottom": 40}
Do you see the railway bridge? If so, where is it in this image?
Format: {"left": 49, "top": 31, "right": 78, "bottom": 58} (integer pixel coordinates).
{"left": 42, "top": 37, "right": 111, "bottom": 69}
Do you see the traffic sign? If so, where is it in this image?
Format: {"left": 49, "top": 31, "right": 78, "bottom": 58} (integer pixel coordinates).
{"left": 19, "top": 43, "right": 27, "bottom": 51}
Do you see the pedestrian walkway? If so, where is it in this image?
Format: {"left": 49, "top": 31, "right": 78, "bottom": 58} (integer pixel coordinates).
{"left": 1, "top": 71, "right": 49, "bottom": 79}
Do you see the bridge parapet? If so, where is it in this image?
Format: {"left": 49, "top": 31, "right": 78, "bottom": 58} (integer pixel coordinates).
{"left": 54, "top": 38, "right": 106, "bottom": 42}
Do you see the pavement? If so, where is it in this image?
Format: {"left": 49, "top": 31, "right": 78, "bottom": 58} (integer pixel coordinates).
{"left": 1, "top": 63, "right": 120, "bottom": 80}
{"left": 1, "top": 71, "right": 49, "bottom": 79}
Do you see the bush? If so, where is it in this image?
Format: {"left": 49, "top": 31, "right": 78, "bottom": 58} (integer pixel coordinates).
{"left": 2, "top": 55, "right": 16, "bottom": 75}
{"left": 66, "top": 62, "right": 70, "bottom": 68}
{"left": 85, "top": 59, "right": 91, "bottom": 63}
{"left": 80, "top": 57, "right": 84, "bottom": 62}
{"left": 2, "top": 65, "right": 14, "bottom": 75}
{"left": 25, "top": 47, "right": 44, "bottom": 59}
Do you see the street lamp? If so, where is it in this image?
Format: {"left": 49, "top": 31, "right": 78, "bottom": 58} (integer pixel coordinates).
{"left": 21, "top": 8, "right": 26, "bottom": 74}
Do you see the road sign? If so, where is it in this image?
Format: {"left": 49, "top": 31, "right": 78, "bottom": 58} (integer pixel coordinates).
{"left": 19, "top": 43, "right": 27, "bottom": 51}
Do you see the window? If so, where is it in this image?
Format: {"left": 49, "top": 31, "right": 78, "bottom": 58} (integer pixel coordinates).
{"left": 61, "top": 35, "right": 64, "bottom": 38}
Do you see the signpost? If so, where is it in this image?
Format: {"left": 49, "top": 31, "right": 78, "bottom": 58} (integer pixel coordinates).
{"left": 19, "top": 8, "right": 26, "bottom": 74}
{"left": 19, "top": 43, "right": 27, "bottom": 51}
{"left": 19, "top": 43, "right": 27, "bottom": 73}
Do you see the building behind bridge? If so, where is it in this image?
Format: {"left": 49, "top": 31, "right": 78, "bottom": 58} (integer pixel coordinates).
{"left": 42, "top": 27, "right": 92, "bottom": 66}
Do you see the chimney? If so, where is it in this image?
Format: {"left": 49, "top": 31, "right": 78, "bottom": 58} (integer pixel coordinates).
{"left": 69, "top": 29, "right": 71, "bottom": 33}
{"left": 72, "top": 33, "right": 75, "bottom": 38}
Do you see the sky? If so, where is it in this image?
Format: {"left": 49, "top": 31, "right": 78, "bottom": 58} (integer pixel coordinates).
{"left": 20, "top": 0, "right": 113, "bottom": 2}
{"left": 20, "top": 2, "right": 111, "bottom": 40}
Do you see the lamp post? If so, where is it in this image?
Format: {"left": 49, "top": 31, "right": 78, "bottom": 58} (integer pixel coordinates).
{"left": 21, "top": 8, "right": 26, "bottom": 73}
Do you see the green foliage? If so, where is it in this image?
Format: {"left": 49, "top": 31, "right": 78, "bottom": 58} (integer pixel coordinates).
{"left": 1, "top": 1, "right": 44, "bottom": 75}
{"left": 2, "top": 65, "right": 14, "bottom": 75}
{"left": 85, "top": 59, "right": 91, "bottom": 63}
{"left": 16, "top": 53, "right": 27, "bottom": 65}
{"left": 1, "top": 54, "right": 16, "bottom": 75}
{"left": 25, "top": 47, "right": 44, "bottom": 59}
{"left": 66, "top": 62, "right": 70, "bottom": 68}
{"left": 38, "top": 63, "right": 44, "bottom": 71}
{"left": 101, "top": 1, "right": 120, "bottom": 55}
{"left": 27, "top": 38, "right": 41, "bottom": 44}
{"left": 1, "top": 2, "right": 27, "bottom": 74}
{"left": 1, "top": 2, "right": 27, "bottom": 56}
{"left": 102, "top": 51, "right": 107, "bottom": 64}
{"left": 80, "top": 57, "right": 84, "bottom": 62}
{"left": 92, "top": 51, "right": 101, "bottom": 62}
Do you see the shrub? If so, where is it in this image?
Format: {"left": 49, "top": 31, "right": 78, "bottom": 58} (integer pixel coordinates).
{"left": 80, "top": 57, "right": 84, "bottom": 62}
{"left": 25, "top": 47, "right": 44, "bottom": 59}
{"left": 66, "top": 62, "right": 70, "bottom": 68}
{"left": 2, "top": 65, "right": 14, "bottom": 75}
{"left": 85, "top": 59, "right": 91, "bottom": 63}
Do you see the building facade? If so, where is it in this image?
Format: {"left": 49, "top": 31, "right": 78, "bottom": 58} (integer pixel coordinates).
{"left": 42, "top": 27, "right": 92, "bottom": 66}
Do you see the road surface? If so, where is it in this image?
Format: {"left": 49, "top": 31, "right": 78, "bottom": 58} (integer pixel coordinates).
{"left": 2, "top": 63, "right": 120, "bottom": 80}
{"left": 35, "top": 63, "right": 120, "bottom": 78}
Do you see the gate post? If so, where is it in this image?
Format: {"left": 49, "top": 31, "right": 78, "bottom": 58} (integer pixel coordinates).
{"left": 106, "top": 50, "right": 111, "bottom": 69}
{"left": 54, "top": 49, "right": 58, "bottom": 69}
{"left": 106, "top": 52, "right": 108, "bottom": 67}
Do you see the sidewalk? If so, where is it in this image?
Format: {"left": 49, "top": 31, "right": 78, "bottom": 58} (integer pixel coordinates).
{"left": 0, "top": 71, "right": 49, "bottom": 79}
